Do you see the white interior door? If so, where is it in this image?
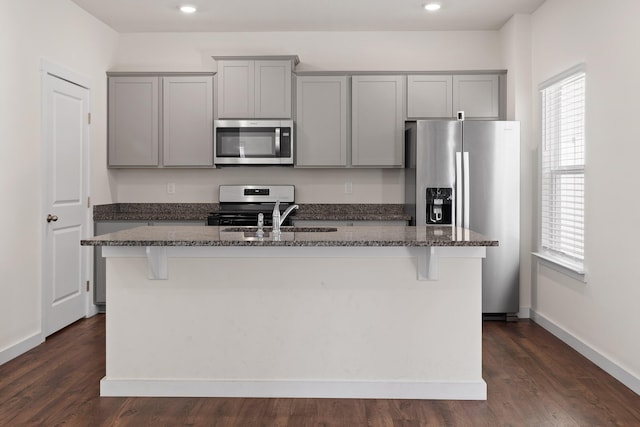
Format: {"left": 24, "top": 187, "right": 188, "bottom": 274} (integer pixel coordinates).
{"left": 43, "top": 71, "right": 90, "bottom": 336}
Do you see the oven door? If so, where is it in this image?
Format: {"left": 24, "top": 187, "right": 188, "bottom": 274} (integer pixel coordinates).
{"left": 207, "top": 213, "right": 293, "bottom": 227}
{"left": 214, "top": 120, "right": 293, "bottom": 165}
{"left": 218, "top": 216, "right": 260, "bottom": 226}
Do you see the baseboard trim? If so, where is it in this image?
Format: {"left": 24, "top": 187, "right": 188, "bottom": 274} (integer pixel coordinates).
{"left": 100, "top": 378, "right": 487, "bottom": 400}
{"left": 518, "top": 307, "right": 531, "bottom": 319}
{"left": 0, "top": 332, "right": 44, "bottom": 366}
{"left": 531, "top": 310, "right": 640, "bottom": 396}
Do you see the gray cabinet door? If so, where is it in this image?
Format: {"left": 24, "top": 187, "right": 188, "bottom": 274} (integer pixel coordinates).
{"left": 453, "top": 74, "right": 500, "bottom": 119}
{"left": 351, "top": 75, "right": 404, "bottom": 167}
{"left": 407, "top": 75, "right": 453, "bottom": 118}
{"left": 255, "top": 60, "right": 292, "bottom": 118}
{"left": 217, "top": 59, "right": 292, "bottom": 119}
{"left": 217, "top": 60, "right": 255, "bottom": 118}
{"left": 296, "top": 76, "right": 348, "bottom": 167}
{"left": 162, "top": 76, "right": 213, "bottom": 166}
{"left": 108, "top": 77, "right": 159, "bottom": 166}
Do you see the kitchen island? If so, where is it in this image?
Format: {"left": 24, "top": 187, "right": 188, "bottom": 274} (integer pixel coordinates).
{"left": 82, "top": 225, "right": 497, "bottom": 400}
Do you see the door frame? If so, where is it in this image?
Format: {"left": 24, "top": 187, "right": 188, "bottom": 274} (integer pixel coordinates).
{"left": 40, "top": 59, "right": 95, "bottom": 338}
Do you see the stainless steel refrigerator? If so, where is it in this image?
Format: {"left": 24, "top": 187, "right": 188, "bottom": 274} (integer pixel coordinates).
{"left": 404, "top": 120, "right": 520, "bottom": 317}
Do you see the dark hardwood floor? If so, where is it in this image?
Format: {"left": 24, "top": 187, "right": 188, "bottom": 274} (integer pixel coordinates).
{"left": 1, "top": 315, "right": 639, "bottom": 426}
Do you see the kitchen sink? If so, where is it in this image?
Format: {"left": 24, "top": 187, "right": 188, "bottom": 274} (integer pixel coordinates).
{"left": 221, "top": 226, "right": 338, "bottom": 233}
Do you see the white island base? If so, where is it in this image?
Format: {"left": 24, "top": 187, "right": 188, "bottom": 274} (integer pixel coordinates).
{"left": 100, "top": 246, "right": 486, "bottom": 400}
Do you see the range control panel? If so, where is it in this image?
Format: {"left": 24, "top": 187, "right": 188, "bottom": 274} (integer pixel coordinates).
{"left": 219, "top": 185, "right": 295, "bottom": 203}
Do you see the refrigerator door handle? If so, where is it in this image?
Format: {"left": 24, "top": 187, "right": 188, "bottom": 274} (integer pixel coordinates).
{"left": 455, "top": 152, "right": 463, "bottom": 227}
{"left": 464, "top": 151, "right": 470, "bottom": 228}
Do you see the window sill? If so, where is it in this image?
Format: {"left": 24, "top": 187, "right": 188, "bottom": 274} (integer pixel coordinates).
{"left": 533, "top": 252, "right": 587, "bottom": 283}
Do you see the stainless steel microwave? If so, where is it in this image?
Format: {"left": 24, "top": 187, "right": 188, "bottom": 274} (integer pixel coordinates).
{"left": 214, "top": 120, "right": 294, "bottom": 165}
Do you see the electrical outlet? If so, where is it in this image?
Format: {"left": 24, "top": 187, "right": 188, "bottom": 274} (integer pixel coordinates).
{"left": 344, "top": 182, "right": 353, "bottom": 194}
{"left": 167, "top": 183, "right": 176, "bottom": 194}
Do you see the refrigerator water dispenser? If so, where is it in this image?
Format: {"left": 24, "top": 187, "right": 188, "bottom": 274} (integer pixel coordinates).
{"left": 426, "top": 188, "right": 452, "bottom": 225}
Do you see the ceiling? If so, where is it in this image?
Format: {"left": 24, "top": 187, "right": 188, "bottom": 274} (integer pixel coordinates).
{"left": 70, "top": 0, "right": 546, "bottom": 33}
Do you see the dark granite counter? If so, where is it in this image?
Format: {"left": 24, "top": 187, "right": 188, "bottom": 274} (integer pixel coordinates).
{"left": 93, "top": 203, "right": 217, "bottom": 221}
{"left": 81, "top": 225, "right": 497, "bottom": 247}
{"left": 93, "top": 203, "right": 411, "bottom": 222}
{"left": 294, "top": 204, "right": 410, "bottom": 221}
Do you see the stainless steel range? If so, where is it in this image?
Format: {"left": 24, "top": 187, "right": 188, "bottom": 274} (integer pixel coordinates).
{"left": 208, "top": 185, "right": 296, "bottom": 226}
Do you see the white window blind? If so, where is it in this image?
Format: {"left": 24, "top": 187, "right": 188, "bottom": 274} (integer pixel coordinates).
{"left": 540, "top": 68, "right": 585, "bottom": 272}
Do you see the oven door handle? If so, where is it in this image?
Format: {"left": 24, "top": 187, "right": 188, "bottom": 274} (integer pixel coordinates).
{"left": 274, "top": 128, "right": 281, "bottom": 156}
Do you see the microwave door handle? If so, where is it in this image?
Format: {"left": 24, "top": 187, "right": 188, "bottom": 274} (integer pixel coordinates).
{"left": 274, "top": 128, "right": 281, "bottom": 156}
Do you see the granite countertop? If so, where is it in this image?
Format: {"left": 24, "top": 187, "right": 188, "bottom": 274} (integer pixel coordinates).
{"left": 93, "top": 203, "right": 218, "bottom": 221}
{"left": 81, "top": 225, "right": 498, "bottom": 247}
{"left": 92, "top": 203, "right": 411, "bottom": 222}
{"left": 293, "top": 204, "right": 410, "bottom": 221}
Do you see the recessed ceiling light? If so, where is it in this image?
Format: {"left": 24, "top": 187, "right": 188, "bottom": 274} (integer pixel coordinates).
{"left": 424, "top": 3, "right": 441, "bottom": 11}
{"left": 179, "top": 5, "right": 197, "bottom": 14}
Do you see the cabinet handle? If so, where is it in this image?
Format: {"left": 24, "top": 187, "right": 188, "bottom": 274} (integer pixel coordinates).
{"left": 47, "top": 214, "right": 58, "bottom": 223}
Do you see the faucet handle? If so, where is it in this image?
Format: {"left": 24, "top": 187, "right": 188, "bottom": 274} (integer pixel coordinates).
{"left": 256, "top": 213, "right": 264, "bottom": 237}
{"left": 272, "top": 200, "right": 281, "bottom": 233}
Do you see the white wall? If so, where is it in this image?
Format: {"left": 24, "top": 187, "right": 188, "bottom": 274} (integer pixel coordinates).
{"left": 106, "top": 31, "right": 503, "bottom": 205}
{"left": 0, "top": 0, "right": 117, "bottom": 362}
{"left": 114, "top": 31, "right": 502, "bottom": 73}
{"left": 530, "top": 0, "right": 640, "bottom": 393}
{"left": 114, "top": 168, "right": 404, "bottom": 204}
{"left": 499, "top": 15, "right": 534, "bottom": 317}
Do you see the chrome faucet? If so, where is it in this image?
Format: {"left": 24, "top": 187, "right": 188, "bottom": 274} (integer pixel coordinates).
{"left": 272, "top": 201, "right": 299, "bottom": 234}
{"left": 256, "top": 212, "right": 264, "bottom": 237}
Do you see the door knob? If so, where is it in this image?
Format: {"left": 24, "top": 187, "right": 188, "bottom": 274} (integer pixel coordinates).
{"left": 47, "top": 214, "right": 58, "bottom": 223}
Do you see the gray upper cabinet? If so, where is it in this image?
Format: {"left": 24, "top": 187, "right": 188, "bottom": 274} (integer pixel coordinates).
{"left": 216, "top": 59, "right": 293, "bottom": 118}
{"left": 407, "top": 73, "right": 502, "bottom": 119}
{"left": 254, "top": 60, "right": 292, "bottom": 118}
{"left": 351, "top": 75, "right": 404, "bottom": 167}
{"left": 108, "top": 76, "right": 159, "bottom": 166}
{"left": 108, "top": 73, "right": 214, "bottom": 168}
{"left": 162, "top": 76, "right": 213, "bottom": 166}
{"left": 452, "top": 74, "right": 500, "bottom": 119}
{"left": 216, "top": 60, "right": 254, "bottom": 118}
{"left": 407, "top": 75, "right": 453, "bottom": 118}
{"left": 295, "top": 76, "right": 348, "bottom": 167}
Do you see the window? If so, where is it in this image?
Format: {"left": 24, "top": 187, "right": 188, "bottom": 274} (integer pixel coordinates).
{"left": 538, "top": 65, "right": 586, "bottom": 276}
